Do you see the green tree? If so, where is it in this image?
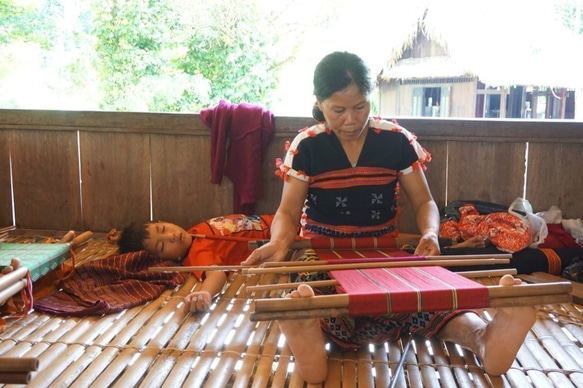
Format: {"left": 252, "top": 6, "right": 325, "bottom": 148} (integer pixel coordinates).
{"left": 554, "top": 0, "right": 583, "bottom": 34}
{"left": 90, "top": 0, "right": 192, "bottom": 110}
{"left": 177, "top": 0, "right": 279, "bottom": 107}
{"left": 0, "top": 0, "right": 54, "bottom": 47}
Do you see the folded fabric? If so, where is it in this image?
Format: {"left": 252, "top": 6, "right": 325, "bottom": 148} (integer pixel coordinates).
{"left": 441, "top": 246, "right": 583, "bottom": 276}
{"left": 440, "top": 204, "right": 532, "bottom": 253}
{"left": 34, "top": 251, "right": 188, "bottom": 316}
{"left": 200, "top": 100, "right": 275, "bottom": 214}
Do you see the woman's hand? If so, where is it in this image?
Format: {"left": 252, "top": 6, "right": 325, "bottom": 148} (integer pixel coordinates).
{"left": 414, "top": 231, "right": 440, "bottom": 256}
{"left": 183, "top": 290, "right": 212, "bottom": 313}
{"left": 241, "top": 240, "right": 288, "bottom": 266}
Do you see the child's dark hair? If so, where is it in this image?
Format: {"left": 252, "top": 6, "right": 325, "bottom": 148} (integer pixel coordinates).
{"left": 117, "top": 222, "right": 149, "bottom": 253}
{"left": 312, "top": 51, "right": 374, "bottom": 121}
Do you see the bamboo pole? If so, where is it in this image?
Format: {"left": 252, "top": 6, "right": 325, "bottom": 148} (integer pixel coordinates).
{"left": 253, "top": 282, "right": 572, "bottom": 314}
{"left": 456, "top": 268, "right": 517, "bottom": 278}
{"left": 0, "top": 372, "right": 31, "bottom": 384}
{"left": 245, "top": 269, "right": 519, "bottom": 293}
{"left": 250, "top": 284, "right": 573, "bottom": 321}
{"left": 69, "top": 231, "right": 93, "bottom": 249}
{"left": 0, "top": 357, "right": 38, "bottom": 372}
{"left": 246, "top": 279, "right": 339, "bottom": 293}
{"left": 148, "top": 265, "right": 243, "bottom": 273}
{"left": 260, "top": 253, "right": 513, "bottom": 267}
{"left": 0, "top": 266, "right": 28, "bottom": 291}
{"left": 149, "top": 255, "right": 512, "bottom": 274}
{"left": 244, "top": 258, "right": 510, "bottom": 275}
{"left": 0, "top": 278, "right": 27, "bottom": 305}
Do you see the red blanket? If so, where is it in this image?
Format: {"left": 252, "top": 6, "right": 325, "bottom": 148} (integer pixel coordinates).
{"left": 34, "top": 251, "right": 188, "bottom": 316}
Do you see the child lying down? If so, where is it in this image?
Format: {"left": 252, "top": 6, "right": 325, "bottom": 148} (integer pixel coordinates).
{"left": 109, "top": 214, "right": 273, "bottom": 313}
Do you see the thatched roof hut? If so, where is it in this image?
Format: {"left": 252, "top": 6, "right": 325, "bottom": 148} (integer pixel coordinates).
{"left": 377, "top": 3, "right": 583, "bottom": 119}
{"left": 380, "top": 4, "right": 583, "bottom": 88}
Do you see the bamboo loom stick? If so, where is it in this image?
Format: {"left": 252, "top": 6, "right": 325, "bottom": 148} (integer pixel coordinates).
{"left": 456, "top": 268, "right": 517, "bottom": 278}
{"left": 251, "top": 293, "right": 574, "bottom": 321}
{"left": 149, "top": 265, "right": 244, "bottom": 273}
{"left": 0, "top": 278, "right": 28, "bottom": 305}
{"left": 250, "top": 282, "right": 573, "bottom": 321}
{"left": 243, "top": 258, "right": 510, "bottom": 275}
{"left": 253, "top": 282, "right": 572, "bottom": 313}
{"left": 69, "top": 231, "right": 93, "bottom": 249}
{"left": 246, "top": 279, "right": 340, "bottom": 293}
{"left": 0, "top": 357, "right": 39, "bottom": 372}
{"left": 148, "top": 257, "right": 510, "bottom": 274}
{"left": 0, "top": 372, "right": 31, "bottom": 384}
{"left": 260, "top": 253, "right": 513, "bottom": 267}
{"left": 0, "top": 225, "right": 15, "bottom": 234}
{"left": 245, "top": 268, "right": 519, "bottom": 293}
{"left": 0, "top": 266, "right": 28, "bottom": 291}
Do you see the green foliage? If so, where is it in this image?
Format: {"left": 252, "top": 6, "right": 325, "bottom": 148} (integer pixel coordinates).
{"left": 90, "top": 0, "right": 178, "bottom": 110}
{"left": 0, "top": 0, "right": 296, "bottom": 112}
{"left": 0, "top": 0, "right": 54, "bottom": 48}
{"left": 90, "top": 0, "right": 280, "bottom": 111}
{"left": 554, "top": 0, "right": 583, "bottom": 34}
{"left": 177, "top": 0, "right": 278, "bottom": 107}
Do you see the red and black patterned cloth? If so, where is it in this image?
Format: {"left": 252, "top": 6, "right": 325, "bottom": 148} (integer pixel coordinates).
{"left": 34, "top": 250, "right": 187, "bottom": 316}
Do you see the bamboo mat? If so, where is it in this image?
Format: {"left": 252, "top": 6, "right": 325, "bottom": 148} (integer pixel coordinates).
{"left": 1, "top": 233, "right": 583, "bottom": 387}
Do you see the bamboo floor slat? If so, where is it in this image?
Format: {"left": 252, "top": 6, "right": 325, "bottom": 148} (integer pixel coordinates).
{"left": 1, "top": 232, "right": 583, "bottom": 387}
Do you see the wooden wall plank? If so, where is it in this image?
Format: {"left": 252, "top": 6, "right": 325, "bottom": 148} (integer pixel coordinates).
{"left": 397, "top": 140, "right": 448, "bottom": 234}
{"left": 150, "top": 134, "right": 232, "bottom": 228}
{"left": 446, "top": 141, "right": 526, "bottom": 208}
{"left": 2, "top": 110, "right": 583, "bottom": 234}
{"left": 80, "top": 132, "right": 150, "bottom": 232}
{"left": 254, "top": 133, "right": 287, "bottom": 216}
{"left": 526, "top": 143, "right": 583, "bottom": 218}
{"left": 10, "top": 130, "right": 82, "bottom": 230}
{"left": 0, "top": 130, "right": 13, "bottom": 226}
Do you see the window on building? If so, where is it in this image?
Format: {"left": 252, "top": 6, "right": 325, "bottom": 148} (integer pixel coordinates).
{"left": 413, "top": 86, "right": 450, "bottom": 117}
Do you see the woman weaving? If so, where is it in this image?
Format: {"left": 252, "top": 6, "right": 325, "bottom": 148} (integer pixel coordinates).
{"left": 242, "top": 51, "right": 537, "bottom": 384}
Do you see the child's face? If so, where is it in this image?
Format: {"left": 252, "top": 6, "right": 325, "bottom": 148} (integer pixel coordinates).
{"left": 143, "top": 222, "right": 193, "bottom": 260}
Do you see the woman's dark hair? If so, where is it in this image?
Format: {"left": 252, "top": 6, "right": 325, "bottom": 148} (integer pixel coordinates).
{"left": 312, "top": 51, "right": 374, "bottom": 121}
{"left": 117, "top": 222, "right": 149, "bottom": 253}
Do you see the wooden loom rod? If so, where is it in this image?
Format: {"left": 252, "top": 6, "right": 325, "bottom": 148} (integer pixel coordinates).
{"left": 243, "top": 258, "right": 510, "bottom": 275}
{"left": 245, "top": 269, "right": 519, "bottom": 293}
{"left": 69, "top": 231, "right": 93, "bottom": 249}
{"left": 0, "top": 372, "right": 32, "bottom": 384}
{"left": 149, "top": 265, "right": 244, "bottom": 273}
{"left": 0, "top": 357, "right": 39, "bottom": 372}
{"left": 260, "top": 253, "right": 513, "bottom": 267}
{"left": 253, "top": 282, "right": 572, "bottom": 313}
{"left": 251, "top": 293, "right": 574, "bottom": 321}
{"left": 0, "top": 278, "right": 28, "bottom": 305}
{"left": 0, "top": 266, "right": 28, "bottom": 291}
{"left": 148, "top": 258, "right": 510, "bottom": 274}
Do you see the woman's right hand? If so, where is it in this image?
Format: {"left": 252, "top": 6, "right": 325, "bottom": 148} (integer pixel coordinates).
{"left": 241, "top": 241, "right": 288, "bottom": 266}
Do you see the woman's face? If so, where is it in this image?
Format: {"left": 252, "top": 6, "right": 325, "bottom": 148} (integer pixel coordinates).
{"left": 318, "top": 82, "right": 370, "bottom": 142}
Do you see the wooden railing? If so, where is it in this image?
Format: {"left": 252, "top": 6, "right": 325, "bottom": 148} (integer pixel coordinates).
{"left": 1, "top": 109, "right": 582, "bottom": 234}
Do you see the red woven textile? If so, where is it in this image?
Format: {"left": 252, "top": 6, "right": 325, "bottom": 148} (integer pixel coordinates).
{"left": 331, "top": 266, "right": 489, "bottom": 316}
{"left": 34, "top": 251, "right": 188, "bottom": 316}
{"left": 313, "top": 247, "right": 414, "bottom": 261}
{"left": 310, "top": 236, "right": 397, "bottom": 250}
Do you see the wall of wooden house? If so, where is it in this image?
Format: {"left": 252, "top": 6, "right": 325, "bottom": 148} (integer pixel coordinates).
{"left": 378, "top": 79, "right": 476, "bottom": 118}
{"left": 1, "top": 109, "right": 582, "bottom": 236}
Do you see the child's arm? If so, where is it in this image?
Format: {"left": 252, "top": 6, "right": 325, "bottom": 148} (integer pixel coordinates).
{"left": 182, "top": 269, "right": 228, "bottom": 313}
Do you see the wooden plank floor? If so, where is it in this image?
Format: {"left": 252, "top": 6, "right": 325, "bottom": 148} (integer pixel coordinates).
{"left": 1, "top": 232, "right": 583, "bottom": 387}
